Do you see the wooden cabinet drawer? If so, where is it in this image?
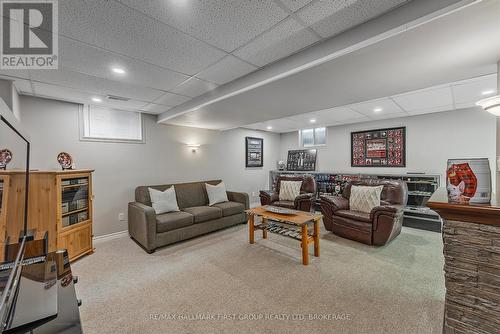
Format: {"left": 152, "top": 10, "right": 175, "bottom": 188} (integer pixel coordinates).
{"left": 57, "top": 223, "right": 93, "bottom": 261}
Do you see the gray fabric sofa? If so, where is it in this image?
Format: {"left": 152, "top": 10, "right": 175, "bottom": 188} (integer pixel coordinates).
{"left": 128, "top": 180, "right": 249, "bottom": 253}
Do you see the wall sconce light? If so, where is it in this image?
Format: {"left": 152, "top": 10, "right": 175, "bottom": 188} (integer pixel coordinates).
{"left": 476, "top": 95, "right": 500, "bottom": 116}
{"left": 187, "top": 144, "right": 200, "bottom": 152}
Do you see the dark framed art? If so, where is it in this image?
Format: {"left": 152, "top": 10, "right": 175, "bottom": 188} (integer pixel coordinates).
{"left": 286, "top": 149, "right": 317, "bottom": 171}
{"left": 245, "top": 137, "right": 263, "bottom": 167}
{"left": 351, "top": 127, "right": 406, "bottom": 167}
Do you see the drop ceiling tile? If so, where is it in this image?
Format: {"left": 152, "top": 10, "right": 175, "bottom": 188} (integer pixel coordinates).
{"left": 139, "top": 103, "right": 172, "bottom": 114}
{"left": 348, "top": 98, "right": 406, "bottom": 116}
{"left": 32, "top": 82, "right": 148, "bottom": 111}
{"left": 30, "top": 68, "right": 164, "bottom": 102}
{"left": 171, "top": 77, "right": 218, "bottom": 98}
{"left": 245, "top": 117, "right": 303, "bottom": 133}
{"left": 297, "top": 0, "right": 408, "bottom": 38}
{"left": 152, "top": 92, "right": 191, "bottom": 106}
{"left": 116, "top": 0, "right": 288, "bottom": 52}
{"left": 0, "top": 70, "right": 30, "bottom": 80}
{"left": 13, "top": 79, "right": 32, "bottom": 94}
{"left": 392, "top": 85, "right": 453, "bottom": 113}
{"left": 59, "top": 0, "right": 226, "bottom": 75}
{"left": 314, "top": 107, "right": 366, "bottom": 122}
{"left": 278, "top": 0, "right": 315, "bottom": 12}
{"left": 59, "top": 37, "right": 190, "bottom": 92}
{"left": 32, "top": 82, "right": 92, "bottom": 102}
{"left": 233, "top": 17, "right": 320, "bottom": 67}
{"left": 406, "top": 105, "right": 454, "bottom": 116}
{"left": 452, "top": 74, "right": 497, "bottom": 106}
{"left": 195, "top": 55, "right": 257, "bottom": 85}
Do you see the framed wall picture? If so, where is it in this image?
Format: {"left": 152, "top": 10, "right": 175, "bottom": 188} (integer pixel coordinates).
{"left": 287, "top": 149, "right": 317, "bottom": 171}
{"left": 245, "top": 137, "right": 263, "bottom": 167}
{"left": 351, "top": 127, "right": 406, "bottom": 167}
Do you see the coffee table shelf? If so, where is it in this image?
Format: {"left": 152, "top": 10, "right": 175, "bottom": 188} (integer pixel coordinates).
{"left": 245, "top": 206, "right": 322, "bottom": 265}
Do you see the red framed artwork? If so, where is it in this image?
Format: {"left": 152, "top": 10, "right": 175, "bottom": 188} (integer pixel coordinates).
{"left": 351, "top": 127, "right": 406, "bottom": 167}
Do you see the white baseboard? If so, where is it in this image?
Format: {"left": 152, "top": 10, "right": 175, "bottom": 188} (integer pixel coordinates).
{"left": 93, "top": 230, "right": 128, "bottom": 243}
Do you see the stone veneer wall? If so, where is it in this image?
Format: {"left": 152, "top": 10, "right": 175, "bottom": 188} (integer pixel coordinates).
{"left": 442, "top": 220, "right": 500, "bottom": 334}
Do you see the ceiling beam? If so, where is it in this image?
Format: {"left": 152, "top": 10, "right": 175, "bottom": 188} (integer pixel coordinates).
{"left": 157, "top": 0, "right": 480, "bottom": 124}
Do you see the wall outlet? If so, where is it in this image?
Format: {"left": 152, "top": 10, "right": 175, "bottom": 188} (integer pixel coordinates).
{"left": 252, "top": 191, "right": 256, "bottom": 197}
{"left": 118, "top": 212, "right": 125, "bottom": 221}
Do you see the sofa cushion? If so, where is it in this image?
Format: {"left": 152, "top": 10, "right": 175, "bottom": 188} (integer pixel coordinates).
{"left": 273, "top": 200, "right": 295, "bottom": 209}
{"left": 279, "top": 180, "right": 302, "bottom": 201}
{"left": 206, "top": 182, "right": 228, "bottom": 206}
{"left": 349, "top": 185, "right": 383, "bottom": 213}
{"left": 335, "top": 210, "right": 372, "bottom": 223}
{"left": 156, "top": 211, "right": 194, "bottom": 233}
{"left": 213, "top": 201, "right": 244, "bottom": 217}
{"left": 149, "top": 186, "right": 179, "bottom": 214}
{"left": 183, "top": 206, "right": 223, "bottom": 223}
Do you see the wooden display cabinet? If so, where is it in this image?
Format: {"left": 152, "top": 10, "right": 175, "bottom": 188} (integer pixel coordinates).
{"left": 54, "top": 170, "right": 94, "bottom": 261}
{"left": 0, "top": 170, "right": 94, "bottom": 262}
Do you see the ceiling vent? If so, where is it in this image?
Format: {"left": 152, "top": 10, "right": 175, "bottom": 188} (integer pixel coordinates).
{"left": 106, "top": 95, "right": 130, "bottom": 102}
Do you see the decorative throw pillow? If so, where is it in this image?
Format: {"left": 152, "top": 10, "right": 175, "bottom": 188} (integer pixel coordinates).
{"left": 279, "top": 181, "right": 302, "bottom": 201}
{"left": 206, "top": 182, "right": 229, "bottom": 206}
{"left": 148, "top": 186, "right": 179, "bottom": 214}
{"left": 349, "top": 185, "right": 383, "bottom": 213}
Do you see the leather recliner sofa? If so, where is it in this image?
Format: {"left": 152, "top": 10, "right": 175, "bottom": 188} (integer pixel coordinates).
{"left": 320, "top": 179, "right": 408, "bottom": 246}
{"left": 259, "top": 175, "right": 317, "bottom": 212}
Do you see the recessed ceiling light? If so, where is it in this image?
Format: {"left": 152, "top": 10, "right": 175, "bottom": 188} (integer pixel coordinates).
{"left": 111, "top": 67, "right": 126, "bottom": 75}
{"left": 310, "top": 119, "right": 316, "bottom": 123}
{"left": 91, "top": 97, "right": 102, "bottom": 103}
{"left": 481, "top": 90, "right": 495, "bottom": 96}
{"left": 373, "top": 107, "right": 383, "bottom": 113}
{"left": 266, "top": 126, "right": 273, "bottom": 130}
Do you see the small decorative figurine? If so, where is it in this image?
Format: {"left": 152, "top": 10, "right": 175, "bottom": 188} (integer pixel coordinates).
{"left": 57, "top": 152, "right": 74, "bottom": 170}
{"left": 0, "top": 149, "right": 13, "bottom": 170}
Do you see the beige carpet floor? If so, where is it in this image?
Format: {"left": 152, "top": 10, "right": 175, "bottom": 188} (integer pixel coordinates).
{"left": 73, "top": 224, "right": 445, "bottom": 334}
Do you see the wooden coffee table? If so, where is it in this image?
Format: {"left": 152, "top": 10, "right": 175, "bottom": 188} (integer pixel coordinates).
{"left": 245, "top": 206, "right": 322, "bottom": 265}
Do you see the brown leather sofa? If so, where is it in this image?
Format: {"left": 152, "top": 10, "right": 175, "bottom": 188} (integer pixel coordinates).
{"left": 320, "top": 179, "right": 408, "bottom": 246}
{"left": 259, "top": 175, "right": 316, "bottom": 212}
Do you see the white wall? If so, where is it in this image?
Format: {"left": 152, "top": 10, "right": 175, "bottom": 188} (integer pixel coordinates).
{"left": 0, "top": 80, "right": 20, "bottom": 120}
{"left": 19, "top": 96, "right": 280, "bottom": 236}
{"left": 280, "top": 108, "right": 497, "bottom": 189}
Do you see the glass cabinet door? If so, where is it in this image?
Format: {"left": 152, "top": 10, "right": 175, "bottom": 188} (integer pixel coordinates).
{"left": 60, "top": 177, "right": 89, "bottom": 228}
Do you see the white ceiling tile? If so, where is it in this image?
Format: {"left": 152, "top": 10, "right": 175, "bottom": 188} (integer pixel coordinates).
{"left": 116, "top": 0, "right": 288, "bottom": 52}
{"left": 297, "top": 0, "right": 408, "bottom": 38}
{"left": 278, "top": 0, "right": 315, "bottom": 12}
{"left": 171, "top": 77, "right": 218, "bottom": 98}
{"left": 32, "top": 82, "right": 92, "bottom": 102}
{"left": 0, "top": 70, "right": 30, "bottom": 80}
{"left": 195, "top": 55, "right": 257, "bottom": 85}
{"left": 406, "top": 105, "right": 455, "bottom": 116}
{"left": 29, "top": 68, "right": 164, "bottom": 102}
{"left": 13, "top": 79, "right": 32, "bottom": 94}
{"left": 314, "top": 107, "right": 366, "bottom": 122}
{"left": 59, "top": 37, "right": 190, "bottom": 92}
{"left": 59, "top": 0, "right": 226, "bottom": 75}
{"left": 452, "top": 74, "right": 497, "bottom": 106}
{"left": 152, "top": 92, "right": 191, "bottom": 106}
{"left": 139, "top": 103, "right": 172, "bottom": 114}
{"left": 348, "top": 98, "right": 406, "bottom": 116}
{"left": 233, "top": 17, "right": 320, "bottom": 67}
{"left": 32, "top": 82, "right": 148, "bottom": 111}
{"left": 245, "top": 117, "right": 303, "bottom": 133}
{"left": 392, "top": 86, "right": 453, "bottom": 113}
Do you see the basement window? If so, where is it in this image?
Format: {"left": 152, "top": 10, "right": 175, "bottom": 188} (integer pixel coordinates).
{"left": 299, "top": 127, "right": 326, "bottom": 147}
{"left": 79, "top": 105, "right": 144, "bottom": 143}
